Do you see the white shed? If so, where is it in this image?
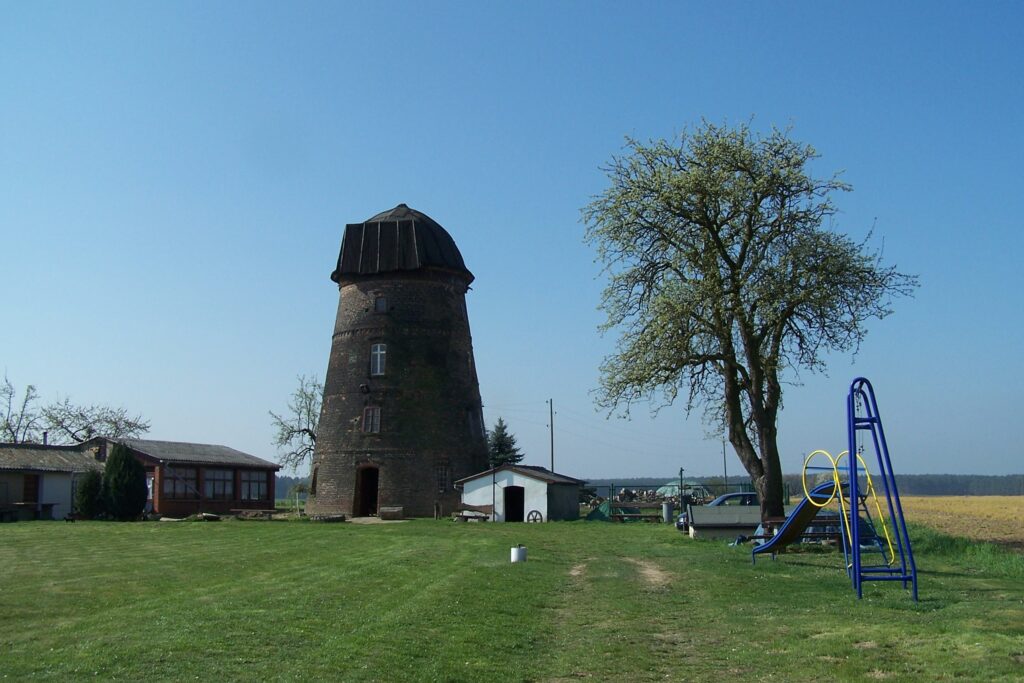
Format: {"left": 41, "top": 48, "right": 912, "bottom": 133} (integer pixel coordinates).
{"left": 456, "top": 465, "right": 583, "bottom": 522}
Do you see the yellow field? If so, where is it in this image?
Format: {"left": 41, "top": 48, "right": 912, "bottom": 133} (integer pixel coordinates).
{"left": 899, "top": 495, "right": 1024, "bottom": 549}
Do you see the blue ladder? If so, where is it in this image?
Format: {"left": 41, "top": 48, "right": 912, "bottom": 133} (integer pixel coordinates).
{"left": 846, "top": 377, "right": 918, "bottom": 600}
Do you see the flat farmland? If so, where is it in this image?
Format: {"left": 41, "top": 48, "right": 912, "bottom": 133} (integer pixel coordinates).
{"left": 900, "top": 496, "right": 1024, "bottom": 551}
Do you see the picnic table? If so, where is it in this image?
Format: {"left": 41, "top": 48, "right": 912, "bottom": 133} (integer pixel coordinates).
{"left": 609, "top": 512, "right": 664, "bottom": 523}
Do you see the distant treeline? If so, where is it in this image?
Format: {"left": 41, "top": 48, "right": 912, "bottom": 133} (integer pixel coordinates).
{"left": 585, "top": 474, "right": 1024, "bottom": 496}
{"left": 276, "top": 475, "right": 309, "bottom": 499}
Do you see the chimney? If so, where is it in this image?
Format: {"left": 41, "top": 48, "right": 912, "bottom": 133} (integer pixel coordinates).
{"left": 43, "top": 431, "right": 48, "bottom": 445}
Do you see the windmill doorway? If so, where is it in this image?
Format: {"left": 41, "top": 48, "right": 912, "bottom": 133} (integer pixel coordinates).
{"left": 355, "top": 467, "right": 379, "bottom": 517}
{"left": 504, "top": 485, "right": 525, "bottom": 522}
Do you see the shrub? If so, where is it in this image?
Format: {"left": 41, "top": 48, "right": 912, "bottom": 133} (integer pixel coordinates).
{"left": 101, "top": 443, "right": 147, "bottom": 521}
{"left": 75, "top": 469, "right": 104, "bottom": 519}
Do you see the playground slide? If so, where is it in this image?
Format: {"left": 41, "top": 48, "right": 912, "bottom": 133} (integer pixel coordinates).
{"left": 751, "top": 481, "right": 837, "bottom": 562}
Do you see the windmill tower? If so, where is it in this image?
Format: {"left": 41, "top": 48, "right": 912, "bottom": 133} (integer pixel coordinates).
{"left": 305, "top": 204, "right": 488, "bottom": 517}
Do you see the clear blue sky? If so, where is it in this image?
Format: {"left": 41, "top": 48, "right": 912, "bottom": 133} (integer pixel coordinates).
{"left": 2, "top": 2, "right": 1021, "bottom": 478}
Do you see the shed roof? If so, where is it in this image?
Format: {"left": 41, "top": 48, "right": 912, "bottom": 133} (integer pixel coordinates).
{"left": 456, "top": 465, "right": 584, "bottom": 487}
{"left": 331, "top": 204, "right": 472, "bottom": 283}
{"left": 0, "top": 443, "right": 103, "bottom": 473}
{"left": 87, "top": 438, "right": 279, "bottom": 470}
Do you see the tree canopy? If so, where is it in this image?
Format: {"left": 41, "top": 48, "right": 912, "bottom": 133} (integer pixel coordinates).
{"left": 487, "top": 417, "right": 524, "bottom": 468}
{"left": 269, "top": 374, "right": 322, "bottom": 472}
{"left": 584, "top": 121, "right": 917, "bottom": 518}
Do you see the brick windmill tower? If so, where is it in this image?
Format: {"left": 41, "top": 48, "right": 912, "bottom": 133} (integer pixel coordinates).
{"left": 305, "top": 204, "right": 489, "bottom": 518}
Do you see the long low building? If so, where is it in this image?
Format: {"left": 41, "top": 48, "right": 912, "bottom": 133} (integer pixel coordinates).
{"left": 80, "top": 438, "right": 280, "bottom": 517}
{"left": 1, "top": 438, "right": 280, "bottom": 519}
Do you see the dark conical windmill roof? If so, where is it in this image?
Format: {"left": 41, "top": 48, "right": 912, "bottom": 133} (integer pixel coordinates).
{"left": 331, "top": 204, "right": 472, "bottom": 283}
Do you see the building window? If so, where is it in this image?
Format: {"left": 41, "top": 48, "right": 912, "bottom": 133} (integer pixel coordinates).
{"left": 363, "top": 406, "right": 381, "bottom": 433}
{"left": 240, "top": 471, "right": 268, "bottom": 501}
{"left": 370, "top": 343, "right": 386, "bottom": 376}
{"left": 204, "top": 469, "right": 234, "bottom": 500}
{"left": 22, "top": 474, "right": 39, "bottom": 504}
{"left": 374, "top": 296, "right": 388, "bottom": 313}
{"left": 435, "top": 465, "right": 450, "bottom": 493}
{"left": 163, "top": 467, "right": 198, "bottom": 499}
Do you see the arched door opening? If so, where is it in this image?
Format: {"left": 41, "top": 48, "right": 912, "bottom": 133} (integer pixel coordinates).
{"left": 354, "top": 467, "right": 379, "bottom": 517}
{"left": 504, "top": 485, "right": 525, "bottom": 523}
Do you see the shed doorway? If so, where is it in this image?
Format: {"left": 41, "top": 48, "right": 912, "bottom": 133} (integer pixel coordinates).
{"left": 355, "top": 467, "right": 379, "bottom": 517}
{"left": 504, "top": 485, "right": 525, "bottom": 522}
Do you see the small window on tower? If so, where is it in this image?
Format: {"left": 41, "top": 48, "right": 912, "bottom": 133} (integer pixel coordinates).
{"left": 374, "top": 296, "right": 388, "bottom": 313}
{"left": 370, "top": 343, "right": 386, "bottom": 376}
{"left": 363, "top": 406, "right": 381, "bottom": 433}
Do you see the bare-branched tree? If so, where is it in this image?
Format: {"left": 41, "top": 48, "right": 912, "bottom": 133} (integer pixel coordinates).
{"left": 2, "top": 375, "right": 42, "bottom": 443}
{"left": 2, "top": 375, "right": 150, "bottom": 444}
{"left": 270, "top": 374, "right": 323, "bottom": 472}
{"left": 42, "top": 398, "right": 150, "bottom": 443}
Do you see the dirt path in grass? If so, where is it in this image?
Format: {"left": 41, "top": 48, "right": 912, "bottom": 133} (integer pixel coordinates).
{"left": 624, "top": 557, "right": 671, "bottom": 587}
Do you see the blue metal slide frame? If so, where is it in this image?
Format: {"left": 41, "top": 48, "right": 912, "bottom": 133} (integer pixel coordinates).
{"left": 847, "top": 377, "right": 918, "bottom": 600}
{"left": 751, "top": 481, "right": 838, "bottom": 562}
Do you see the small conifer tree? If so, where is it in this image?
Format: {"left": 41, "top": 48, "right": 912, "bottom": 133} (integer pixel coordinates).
{"left": 487, "top": 417, "right": 524, "bottom": 467}
{"left": 101, "top": 443, "right": 148, "bottom": 520}
{"left": 75, "top": 469, "right": 104, "bottom": 519}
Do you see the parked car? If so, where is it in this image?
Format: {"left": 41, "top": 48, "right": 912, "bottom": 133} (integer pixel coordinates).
{"left": 676, "top": 491, "right": 759, "bottom": 531}
{"left": 706, "top": 492, "right": 758, "bottom": 507}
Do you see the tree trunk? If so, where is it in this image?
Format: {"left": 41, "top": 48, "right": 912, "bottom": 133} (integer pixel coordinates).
{"left": 754, "top": 413, "right": 786, "bottom": 520}
{"left": 753, "top": 444, "right": 786, "bottom": 520}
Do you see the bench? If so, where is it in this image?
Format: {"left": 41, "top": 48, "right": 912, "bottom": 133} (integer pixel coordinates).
{"left": 452, "top": 510, "right": 489, "bottom": 522}
{"left": 610, "top": 513, "right": 664, "bottom": 523}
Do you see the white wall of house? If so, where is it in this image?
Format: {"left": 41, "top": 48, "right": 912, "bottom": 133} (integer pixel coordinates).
{"left": 41, "top": 472, "right": 74, "bottom": 520}
{"left": 461, "top": 470, "right": 552, "bottom": 522}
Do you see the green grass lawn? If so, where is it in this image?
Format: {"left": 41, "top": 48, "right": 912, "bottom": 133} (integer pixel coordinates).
{"left": 1, "top": 519, "right": 1021, "bottom": 682}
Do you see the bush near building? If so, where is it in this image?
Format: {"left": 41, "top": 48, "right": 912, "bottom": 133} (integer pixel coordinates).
{"left": 75, "top": 469, "right": 104, "bottom": 519}
{"left": 101, "top": 443, "right": 147, "bottom": 520}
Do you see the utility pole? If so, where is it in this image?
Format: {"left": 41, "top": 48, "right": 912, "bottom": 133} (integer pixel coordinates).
{"left": 722, "top": 440, "right": 728, "bottom": 490}
{"left": 548, "top": 398, "right": 555, "bottom": 472}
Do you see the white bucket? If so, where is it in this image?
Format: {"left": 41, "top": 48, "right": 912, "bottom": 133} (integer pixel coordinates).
{"left": 510, "top": 545, "right": 527, "bottom": 563}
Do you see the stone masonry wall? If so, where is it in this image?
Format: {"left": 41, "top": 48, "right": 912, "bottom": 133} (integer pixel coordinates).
{"left": 307, "top": 268, "right": 489, "bottom": 517}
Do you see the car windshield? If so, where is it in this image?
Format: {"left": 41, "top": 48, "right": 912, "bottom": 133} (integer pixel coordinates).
{"left": 709, "top": 493, "right": 756, "bottom": 506}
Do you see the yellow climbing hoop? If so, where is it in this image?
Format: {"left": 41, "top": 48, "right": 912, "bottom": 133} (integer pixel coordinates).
{"left": 802, "top": 450, "right": 855, "bottom": 556}
{"left": 802, "top": 449, "right": 842, "bottom": 507}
